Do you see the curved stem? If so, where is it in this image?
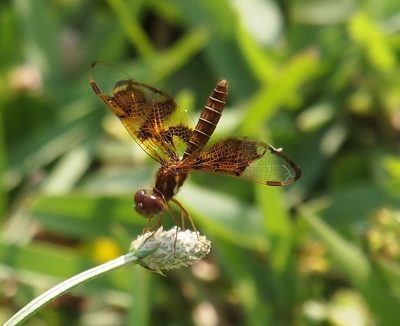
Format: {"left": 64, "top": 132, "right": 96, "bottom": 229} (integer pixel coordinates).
{"left": 4, "top": 253, "right": 138, "bottom": 326}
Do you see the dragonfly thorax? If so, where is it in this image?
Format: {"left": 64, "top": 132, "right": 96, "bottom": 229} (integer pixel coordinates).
{"left": 154, "top": 166, "right": 188, "bottom": 201}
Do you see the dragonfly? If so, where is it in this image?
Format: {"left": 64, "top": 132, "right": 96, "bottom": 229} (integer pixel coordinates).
{"left": 90, "top": 61, "right": 302, "bottom": 231}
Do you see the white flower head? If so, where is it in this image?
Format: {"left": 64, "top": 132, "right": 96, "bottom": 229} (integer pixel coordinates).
{"left": 130, "top": 227, "right": 211, "bottom": 275}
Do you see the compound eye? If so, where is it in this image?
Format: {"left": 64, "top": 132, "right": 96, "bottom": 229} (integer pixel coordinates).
{"left": 143, "top": 195, "right": 165, "bottom": 216}
{"left": 134, "top": 189, "right": 165, "bottom": 218}
{"left": 134, "top": 189, "right": 148, "bottom": 207}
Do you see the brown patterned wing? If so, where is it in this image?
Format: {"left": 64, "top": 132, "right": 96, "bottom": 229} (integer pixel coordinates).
{"left": 89, "top": 61, "right": 193, "bottom": 162}
{"left": 188, "top": 136, "right": 302, "bottom": 185}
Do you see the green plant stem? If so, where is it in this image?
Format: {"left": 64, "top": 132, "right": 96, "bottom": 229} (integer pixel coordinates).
{"left": 4, "top": 253, "right": 138, "bottom": 326}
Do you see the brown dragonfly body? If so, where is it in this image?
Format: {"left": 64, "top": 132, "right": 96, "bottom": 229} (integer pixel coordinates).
{"left": 90, "top": 61, "right": 302, "bottom": 229}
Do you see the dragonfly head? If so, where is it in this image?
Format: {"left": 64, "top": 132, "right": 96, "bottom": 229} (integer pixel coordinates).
{"left": 134, "top": 189, "right": 165, "bottom": 218}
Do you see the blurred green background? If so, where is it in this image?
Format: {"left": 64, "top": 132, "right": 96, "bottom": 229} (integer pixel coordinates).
{"left": 1, "top": 0, "right": 400, "bottom": 325}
